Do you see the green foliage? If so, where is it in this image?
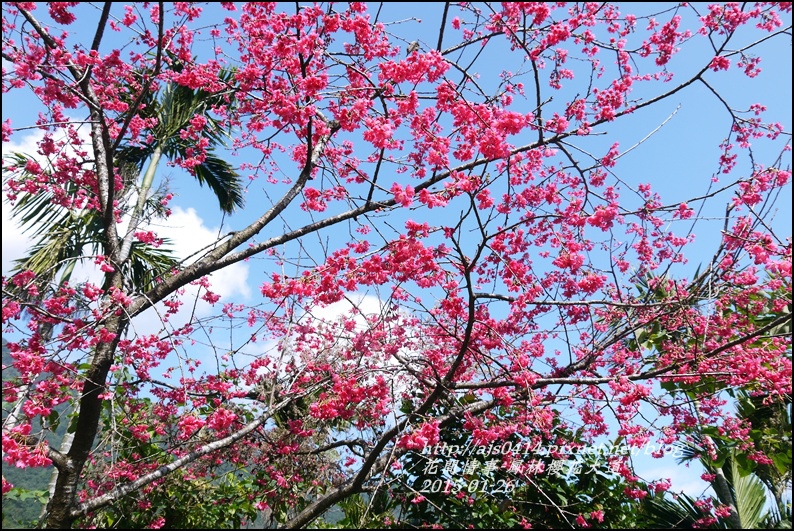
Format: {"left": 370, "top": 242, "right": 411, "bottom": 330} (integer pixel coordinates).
{"left": 2, "top": 152, "right": 179, "bottom": 296}
{"left": 731, "top": 456, "right": 769, "bottom": 530}
{"left": 672, "top": 391, "right": 793, "bottom": 529}
{"left": 635, "top": 490, "right": 719, "bottom": 529}
{"left": 1, "top": 341, "right": 71, "bottom": 529}
{"left": 74, "top": 387, "right": 261, "bottom": 529}
{"left": 116, "top": 57, "right": 244, "bottom": 214}
{"left": 3, "top": 154, "right": 102, "bottom": 288}
{"left": 357, "top": 394, "right": 651, "bottom": 528}
{"left": 329, "top": 492, "right": 396, "bottom": 529}
{"left": 633, "top": 270, "right": 792, "bottom": 529}
{"left": 2, "top": 487, "right": 50, "bottom": 529}
{"left": 81, "top": 470, "right": 260, "bottom": 529}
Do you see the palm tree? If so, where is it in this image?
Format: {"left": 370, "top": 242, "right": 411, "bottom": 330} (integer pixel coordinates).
{"left": 734, "top": 392, "right": 792, "bottom": 524}
{"left": 4, "top": 61, "right": 243, "bottom": 296}
{"left": 637, "top": 490, "right": 718, "bottom": 529}
{"left": 4, "top": 155, "right": 177, "bottom": 296}
{"left": 632, "top": 390, "right": 791, "bottom": 530}
{"left": 2, "top": 63, "right": 245, "bottom": 523}
{"left": 668, "top": 391, "right": 792, "bottom": 529}
{"left": 114, "top": 59, "right": 244, "bottom": 219}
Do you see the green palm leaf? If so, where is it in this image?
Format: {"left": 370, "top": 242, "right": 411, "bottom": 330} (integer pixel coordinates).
{"left": 192, "top": 151, "right": 244, "bottom": 213}
{"left": 5, "top": 60, "right": 243, "bottom": 300}
{"left": 4, "top": 154, "right": 177, "bottom": 295}
{"left": 117, "top": 67, "right": 243, "bottom": 214}
{"left": 124, "top": 239, "right": 179, "bottom": 293}
{"left": 732, "top": 455, "right": 770, "bottom": 529}
{"left": 638, "top": 490, "right": 722, "bottom": 529}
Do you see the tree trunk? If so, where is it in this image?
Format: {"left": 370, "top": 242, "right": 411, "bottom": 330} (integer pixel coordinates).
{"left": 42, "top": 313, "right": 126, "bottom": 529}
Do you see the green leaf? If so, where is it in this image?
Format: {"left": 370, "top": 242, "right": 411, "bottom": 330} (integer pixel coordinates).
{"left": 771, "top": 452, "right": 791, "bottom": 475}
{"left": 67, "top": 412, "right": 80, "bottom": 434}
{"left": 47, "top": 409, "right": 61, "bottom": 432}
{"left": 733, "top": 452, "right": 757, "bottom": 476}
{"left": 732, "top": 456, "right": 769, "bottom": 529}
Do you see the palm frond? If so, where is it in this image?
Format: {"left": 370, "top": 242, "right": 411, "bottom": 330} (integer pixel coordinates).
{"left": 124, "top": 240, "right": 179, "bottom": 293}
{"left": 123, "top": 70, "right": 244, "bottom": 214}
{"left": 4, "top": 154, "right": 80, "bottom": 237}
{"left": 4, "top": 62, "right": 242, "bottom": 302}
{"left": 192, "top": 151, "right": 244, "bottom": 213}
{"left": 674, "top": 436, "right": 708, "bottom": 467}
{"left": 731, "top": 455, "right": 771, "bottom": 529}
{"left": 115, "top": 145, "right": 156, "bottom": 173}
{"left": 638, "top": 491, "right": 722, "bottom": 529}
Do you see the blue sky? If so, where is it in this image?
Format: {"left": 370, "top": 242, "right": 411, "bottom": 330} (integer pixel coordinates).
{"left": 2, "top": 1, "right": 791, "bottom": 504}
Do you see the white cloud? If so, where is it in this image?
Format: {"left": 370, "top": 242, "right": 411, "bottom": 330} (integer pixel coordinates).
{"left": 2, "top": 131, "right": 43, "bottom": 276}
{"left": 124, "top": 206, "right": 252, "bottom": 347}
{"left": 155, "top": 206, "right": 251, "bottom": 302}
{"left": 2, "top": 125, "right": 94, "bottom": 277}
{"left": 302, "top": 291, "right": 384, "bottom": 325}
{"left": 117, "top": 206, "right": 254, "bottom": 385}
{"left": 253, "top": 291, "right": 387, "bottom": 376}
{"left": 1, "top": 197, "right": 31, "bottom": 276}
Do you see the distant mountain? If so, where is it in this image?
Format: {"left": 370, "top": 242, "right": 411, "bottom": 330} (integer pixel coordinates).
{"left": 2, "top": 338, "right": 68, "bottom": 528}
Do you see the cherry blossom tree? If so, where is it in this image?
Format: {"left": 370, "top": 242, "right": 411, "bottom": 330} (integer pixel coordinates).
{"left": 1, "top": 3, "right": 791, "bottom": 529}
